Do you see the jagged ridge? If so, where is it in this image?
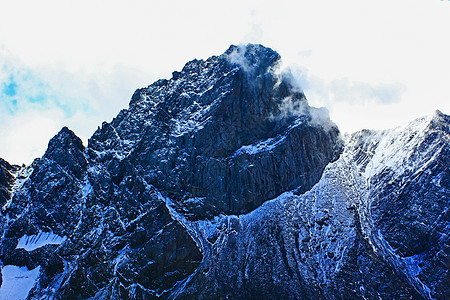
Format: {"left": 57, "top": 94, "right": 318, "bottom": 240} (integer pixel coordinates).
{"left": 0, "top": 45, "right": 448, "bottom": 299}
{"left": 87, "top": 43, "right": 342, "bottom": 219}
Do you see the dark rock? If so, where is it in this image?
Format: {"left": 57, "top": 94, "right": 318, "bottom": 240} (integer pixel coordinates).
{"left": 0, "top": 45, "right": 447, "bottom": 300}
{"left": 0, "top": 158, "right": 18, "bottom": 210}
{"left": 88, "top": 43, "right": 342, "bottom": 219}
{"left": 43, "top": 126, "right": 87, "bottom": 179}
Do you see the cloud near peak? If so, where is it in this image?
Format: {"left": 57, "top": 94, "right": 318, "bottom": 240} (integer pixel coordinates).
{"left": 286, "top": 66, "right": 406, "bottom": 106}
{"left": 0, "top": 51, "right": 153, "bottom": 165}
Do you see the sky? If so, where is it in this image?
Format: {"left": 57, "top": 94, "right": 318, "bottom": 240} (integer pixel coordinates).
{"left": 1, "top": 0, "right": 449, "bottom": 165}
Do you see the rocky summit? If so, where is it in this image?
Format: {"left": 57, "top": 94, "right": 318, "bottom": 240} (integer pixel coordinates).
{"left": 0, "top": 44, "right": 448, "bottom": 299}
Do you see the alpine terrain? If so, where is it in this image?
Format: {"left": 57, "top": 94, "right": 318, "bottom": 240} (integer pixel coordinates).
{"left": 0, "top": 44, "right": 448, "bottom": 299}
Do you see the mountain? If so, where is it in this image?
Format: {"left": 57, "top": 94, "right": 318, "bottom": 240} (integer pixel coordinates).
{"left": 0, "top": 158, "right": 18, "bottom": 212}
{"left": 0, "top": 44, "right": 448, "bottom": 299}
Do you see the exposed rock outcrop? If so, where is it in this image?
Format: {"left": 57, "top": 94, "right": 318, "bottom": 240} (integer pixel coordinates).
{"left": 87, "top": 44, "right": 342, "bottom": 219}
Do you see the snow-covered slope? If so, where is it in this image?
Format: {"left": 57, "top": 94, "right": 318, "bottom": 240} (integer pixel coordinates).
{"left": 166, "top": 109, "right": 448, "bottom": 299}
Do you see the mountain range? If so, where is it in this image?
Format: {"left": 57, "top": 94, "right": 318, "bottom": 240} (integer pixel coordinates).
{"left": 0, "top": 44, "right": 448, "bottom": 299}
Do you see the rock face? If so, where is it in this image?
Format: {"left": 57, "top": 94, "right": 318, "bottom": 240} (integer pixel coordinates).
{"left": 1, "top": 126, "right": 203, "bottom": 299}
{"left": 0, "top": 44, "right": 448, "bottom": 299}
{"left": 178, "top": 110, "right": 449, "bottom": 300}
{"left": 0, "top": 158, "right": 18, "bottom": 211}
{"left": 88, "top": 44, "right": 341, "bottom": 219}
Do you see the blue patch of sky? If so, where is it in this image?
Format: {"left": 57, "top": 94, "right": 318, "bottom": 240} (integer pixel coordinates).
{"left": 1, "top": 63, "right": 94, "bottom": 120}
{"left": 1, "top": 68, "right": 45, "bottom": 115}
{"left": 81, "top": 103, "right": 90, "bottom": 112}
{"left": 0, "top": 77, "right": 18, "bottom": 114}
{"left": 2, "top": 75, "right": 18, "bottom": 97}
{"left": 55, "top": 102, "right": 75, "bottom": 118}
{"left": 1, "top": 98, "right": 18, "bottom": 114}
{"left": 29, "top": 94, "right": 46, "bottom": 103}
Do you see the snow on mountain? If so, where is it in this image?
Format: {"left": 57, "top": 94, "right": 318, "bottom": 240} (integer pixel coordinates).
{"left": 16, "top": 231, "right": 66, "bottom": 252}
{"left": 0, "top": 44, "right": 448, "bottom": 299}
{"left": 0, "top": 265, "right": 40, "bottom": 300}
{"left": 169, "top": 109, "right": 448, "bottom": 299}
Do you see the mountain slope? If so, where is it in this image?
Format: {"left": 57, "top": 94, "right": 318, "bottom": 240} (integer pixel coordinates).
{"left": 87, "top": 44, "right": 341, "bottom": 219}
{"left": 169, "top": 110, "right": 449, "bottom": 299}
{"left": 0, "top": 44, "right": 448, "bottom": 299}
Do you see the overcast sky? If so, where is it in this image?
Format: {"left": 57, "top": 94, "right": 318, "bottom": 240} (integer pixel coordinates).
{"left": 1, "top": 0, "right": 449, "bottom": 165}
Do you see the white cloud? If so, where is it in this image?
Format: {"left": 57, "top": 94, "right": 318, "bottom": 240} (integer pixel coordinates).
{"left": 306, "top": 76, "right": 406, "bottom": 105}
{"left": 0, "top": 109, "right": 64, "bottom": 165}
{"left": 241, "top": 23, "right": 264, "bottom": 44}
{"left": 0, "top": 51, "right": 153, "bottom": 164}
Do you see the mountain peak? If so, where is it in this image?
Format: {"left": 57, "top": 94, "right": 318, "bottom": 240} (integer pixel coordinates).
{"left": 43, "top": 126, "right": 87, "bottom": 178}
{"left": 431, "top": 109, "right": 448, "bottom": 123}
{"left": 428, "top": 109, "right": 450, "bottom": 137}
{"left": 89, "top": 43, "right": 341, "bottom": 218}
{"left": 224, "top": 43, "right": 281, "bottom": 72}
{"left": 44, "top": 127, "right": 84, "bottom": 155}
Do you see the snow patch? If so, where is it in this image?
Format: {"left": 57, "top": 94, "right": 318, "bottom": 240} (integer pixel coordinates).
{"left": 233, "top": 136, "right": 286, "bottom": 157}
{"left": 363, "top": 112, "right": 438, "bottom": 180}
{"left": 185, "top": 197, "right": 207, "bottom": 205}
{"left": 80, "top": 181, "right": 93, "bottom": 199}
{"left": 0, "top": 265, "right": 40, "bottom": 300}
{"left": 16, "top": 231, "right": 66, "bottom": 252}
